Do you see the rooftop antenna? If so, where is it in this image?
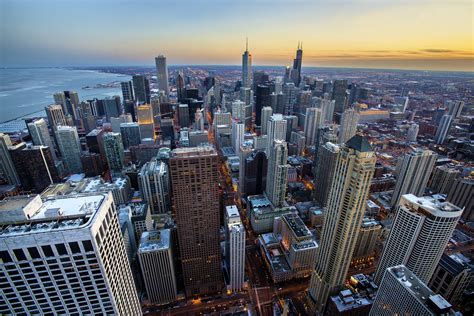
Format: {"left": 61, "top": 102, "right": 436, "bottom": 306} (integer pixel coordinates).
{"left": 246, "top": 37, "right": 248, "bottom": 51}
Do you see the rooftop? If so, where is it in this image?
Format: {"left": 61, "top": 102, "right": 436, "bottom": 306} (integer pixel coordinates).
{"left": 283, "top": 213, "right": 311, "bottom": 238}
{"left": 401, "top": 194, "right": 464, "bottom": 218}
{"left": 346, "top": 134, "right": 373, "bottom": 152}
{"left": 171, "top": 145, "right": 216, "bottom": 158}
{"left": 138, "top": 230, "right": 171, "bottom": 252}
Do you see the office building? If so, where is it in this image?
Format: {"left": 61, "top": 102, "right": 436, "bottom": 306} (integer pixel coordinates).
{"left": 447, "top": 178, "right": 473, "bottom": 221}
{"left": 110, "top": 114, "right": 131, "bottom": 133}
{"left": 308, "top": 135, "right": 376, "bottom": 313}
{"left": 291, "top": 43, "right": 303, "bottom": 86}
{"left": 266, "top": 140, "right": 289, "bottom": 207}
{"left": 138, "top": 230, "right": 177, "bottom": 305}
{"left": 155, "top": 55, "right": 169, "bottom": 94}
{"left": 313, "top": 142, "right": 341, "bottom": 207}
{"left": 338, "top": 107, "right": 359, "bottom": 143}
{"left": 0, "top": 133, "right": 21, "bottom": 185}
{"left": 139, "top": 158, "right": 170, "bottom": 215}
{"left": 225, "top": 205, "right": 246, "bottom": 292}
{"left": 26, "top": 118, "right": 56, "bottom": 159}
{"left": 54, "top": 91, "right": 79, "bottom": 121}
{"left": 242, "top": 39, "right": 252, "bottom": 89}
{"left": 80, "top": 152, "right": 104, "bottom": 177}
{"left": 434, "top": 114, "right": 453, "bottom": 144}
{"left": 103, "top": 132, "right": 124, "bottom": 172}
{"left": 56, "top": 126, "right": 82, "bottom": 174}
{"left": 231, "top": 100, "right": 246, "bottom": 121}
{"left": 137, "top": 104, "right": 155, "bottom": 140}
{"left": 132, "top": 75, "right": 151, "bottom": 103}
{"left": 10, "top": 143, "right": 60, "bottom": 193}
{"left": 332, "top": 80, "right": 348, "bottom": 120}
{"left": 446, "top": 100, "right": 464, "bottom": 119}
{"left": 391, "top": 149, "right": 437, "bottom": 206}
{"left": 238, "top": 143, "right": 253, "bottom": 196}
{"left": 45, "top": 104, "right": 67, "bottom": 130}
{"left": 352, "top": 218, "right": 382, "bottom": 262}
{"left": 178, "top": 104, "right": 190, "bottom": 128}
{"left": 375, "top": 194, "right": 463, "bottom": 285}
{"left": 266, "top": 114, "right": 287, "bottom": 154}
{"left": 103, "top": 97, "right": 121, "bottom": 121}
{"left": 120, "top": 122, "right": 141, "bottom": 149}
{"left": 248, "top": 195, "right": 296, "bottom": 234}
{"left": 243, "top": 149, "right": 268, "bottom": 196}
{"left": 370, "top": 265, "right": 454, "bottom": 316}
{"left": 290, "top": 131, "right": 306, "bottom": 156}
{"left": 407, "top": 123, "right": 419, "bottom": 142}
{"left": 429, "top": 165, "right": 460, "bottom": 195}
{"left": 0, "top": 193, "right": 142, "bottom": 315}
{"left": 429, "top": 253, "right": 474, "bottom": 307}
{"left": 255, "top": 85, "right": 271, "bottom": 126}
{"left": 261, "top": 106, "right": 273, "bottom": 135}
{"left": 304, "top": 107, "right": 323, "bottom": 146}
{"left": 121, "top": 81, "right": 134, "bottom": 101}
{"left": 169, "top": 146, "right": 223, "bottom": 297}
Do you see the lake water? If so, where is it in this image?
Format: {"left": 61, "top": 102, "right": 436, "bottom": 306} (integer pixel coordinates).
{"left": 0, "top": 68, "right": 131, "bottom": 122}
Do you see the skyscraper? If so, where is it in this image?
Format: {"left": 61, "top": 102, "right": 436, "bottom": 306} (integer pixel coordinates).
{"left": 407, "top": 123, "right": 419, "bottom": 142}
{"left": 45, "top": 104, "right": 67, "bottom": 130}
{"left": 371, "top": 265, "right": 453, "bottom": 316}
{"left": 332, "top": 79, "right": 348, "bottom": 121}
{"left": 446, "top": 100, "right": 464, "bottom": 118}
{"left": 56, "top": 125, "right": 82, "bottom": 174}
{"left": 266, "top": 114, "right": 288, "bottom": 154}
{"left": 231, "top": 100, "right": 246, "bottom": 121}
{"left": 169, "top": 146, "right": 223, "bottom": 297}
{"left": 434, "top": 114, "right": 452, "bottom": 144}
{"left": 447, "top": 178, "right": 473, "bottom": 221}
{"left": 238, "top": 143, "right": 253, "bottom": 196}
{"left": 338, "top": 107, "right": 360, "bottom": 143}
{"left": 291, "top": 42, "right": 303, "bottom": 86}
{"left": 120, "top": 122, "right": 141, "bottom": 149}
{"left": 139, "top": 158, "right": 170, "bottom": 215}
{"left": 232, "top": 120, "right": 244, "bottom": 154}
{"left": 103, "top": 132, "right": 124, "bottom": 172}
{"left": 265, "top": 139, "right": 289, "bottom": 207}
{"left": 121, "top": 81, "right": 134, "bottom": 101}
{"left": 137, "top": 104, "right": 155, "bottom": 140}
{"left": 132, "top": 75, "right": 151, "bottom": 103}
{"left": 54, "top": 91, "right": 79, "bottom": 121}
{"left": 0, "top": 133, "right": 20, "bottom": 185}
{"left": 428, "top": 164, "right": 460, "bottom": 194}
{"left": 391, "top": 149, "right": 437, "bottom": 207}
{"left": 243, "top": 149, "right": 268, "bottom": 196}
{"left": 0, "top": 193, "right": 142, "bottom": 315}
{"left": 308, "top": 135, "right": 376, "bottom": 313}
{"left": 178, "top": 104, "right": 190, "bottom": 128}
{"left": 304, "top": 107, "right": 323, "bottom": 146}
{"left": 261, "top": 106, "right": 273, "bottom": 135}
{"left": 225, "top": 205, "right": 246, "bottom": 292}
{"left": 155, "top": 55, "right": 169, "bottom": 94}
{"left": 374, "top": 194, "right": 463, "bottom": 284}
{"left": 255, "top": 85, "right": 270, "bottom": 126}
{"left": 242, "top": 38, "right": 252, "bottom": 89}
{"left": 138, "top": 230, "right": 177, "bottom": 305}
{"left": 313, "top": 142, "right": 341, "bottom": 207}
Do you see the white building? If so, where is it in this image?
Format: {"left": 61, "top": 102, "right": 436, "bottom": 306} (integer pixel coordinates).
{"left": 56, "top": 125, "right": 82, "bottom": 174}
{"left": 304, "top": 107, "right": 323, "bottom": 146}
{"left": 231, "top": 100, "right": 246, "bottom": 121}
{"left": 225, "top": 205, "right": 246, "bottom": 292}
{"left": 434, "top": 114, "right": 452, "bottom": 144}
{"left": 407, "top": 123, "right": 419, "bottom": 143}
{"left": 232, "top": 120, "right": 245, "bottom": 154}
{"left": 266, "top": 114, "right": 287, "bottom": 154}
{"left": 139, "top": 158, "right": 170, "bottom": 215}
{"left": 261, "top": 106, "right": 273, "bottom": 135}
{"left": 0, "top": 193, "right": 141, "bottom": 315}
{"left": 138, "top": 230, "right": 177, "bottom": 305}
{"left": 338, "top": 107, "right": 360, "bottom": 144}
{"left": 266, "top": 139, "right": 289, "bottom": 207}
{"left": 27, "top": 118, "right": 57, "bottom": 160}
{"left": 374, "top": 194, "right": 463, "bottom": 284}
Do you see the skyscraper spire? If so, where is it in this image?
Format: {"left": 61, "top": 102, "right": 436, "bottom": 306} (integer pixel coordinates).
{"left": 246, "top": 37, "right": 248, "bottom": 51}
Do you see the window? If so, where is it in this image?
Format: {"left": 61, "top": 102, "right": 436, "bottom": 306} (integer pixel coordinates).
{"left": 82, "top": 240, "right": 93, "bottom": 252}
{"left": 55, "top": 244, "right": 67, "bottom": 255}
{"left": 28, "top": 247, "right": 41, "bottom": 259}
{"left": 0, "top": 251, "right": 12, "bottom": 263}
{"left": 68, "top": 242, "right": 80, "bottom": 254}
{"left": 13, "top": 249, "right": 26, "bottom": 261}
{"left": 41, "top": 245, "right": 54, "bottom": 257}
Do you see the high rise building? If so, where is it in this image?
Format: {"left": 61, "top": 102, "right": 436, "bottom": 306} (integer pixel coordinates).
{"left": 26, "top": 118, "right": 56, "bottom": 159}
{"left": 447, "top": 178, "right": 473, "bottom": 221}
{"left": 225, "top": 205, "right": 246, "bottom": 292}
{"left": 428, "top": 164, "right": 460, "bottom": 194}
{"left": 110, "top": 113, "right": 132, "bottom": 133}
{"left": 446, "top": 100, "right": 464, "bottom": 118}
{"left": 243, "top": 149, "right": 268, "bottom": 196}
{"left": 290, "top": 131, "right": 306, "bottom": 156}
{"left": 304, "top": 107, "right": 323, "bottom": 146}
{"left": 132, "top": 75, "right": 151, "bottom": 104}
{"left": 242, "top": 38, "right": 252, "bottom": 89}
{"left": 282, "top": 82, "right": 296, "bottom": 115}
{"left": 56, "top": 126, "right": 82, "bottom": 174}
{"left": 253, "top": 71, "right": 269, "bottom": 92}
{"left": 255, "top": 85, "right": 270, "bottom": 126}
{"left": 178, "top": 104, "right": 190, "bottom": 128}
{"left": 231, "top": 100, "right": 246, "bottom": 121}
{"left": 169, "top": 146, "right": 223, "bottom": 297}
{"left": 266, "top": 114, "right": 288, "bottom": 154}
{"left": 103, "top": 132, "right": 124, "bottom": 172}
{"left": 10, "top": 143, "right": 60, "bottom": 193}
{"left": 137, "top": 104, "right": 155, "bottom": 140}
{"left": 0, "top": 193, "right": 142, "bottom": 315}
{"left": 391, "top": 149, "right": 437, "bottom": 207}
{"left": 332, "top": 80, "right": 348, "bottom": 121}
{"left": 434, "top": 114, "right": 452, "bottom": 144}
{"left": 155, "top": 55, "right": 169, "bottom": 94}
{"left": 232, "top": 120, "right": 245, "bottom": 154}
{"left": 313, "top": 142, "right": 341, "bottom": 207}
{"left": 139, "top": 158, "right": 170, "bottom": 215}
{"left": 54, "top": 91, "right": 79, "bottom": 121}
{"left": 371, "top": 265, "right": 454, "bottom": 316}
{"left": 407, "top": 123, "right": 419, "bottom": 142}
{"left": 138, "top": 230, "right": 177, "bottom": 305}
{"left": 374, "top": 194, "right": 463, "bottom": 284}
{"left": 120, "top": 122, "right": 141, "bottom": 149}
{"left": 0, "top": 133, "right": 20, "bottom": 185}
{"left": 265, "top": 140, "right": 289, "bottom": 207}
{"left": 239, "top": 87, "right": 253, "bottom": 129}
{"left": 352, "top": 218, "right": 382, "bottom": 262}
{"left": 261, "top": 106, "right": 273, "bottom": 135}
{"left": 308, "top": 135, "right": 376, "bottom": 313}
{"left": 103, "top": 96, "right": 121, "bottom": 121}
{"left": 121, "top": 81, "right": 134, "bottom": 101}
{"left": 238, "top": 143, "right": 253, "bottom": 196}
{"left": 176, "top": 70, "right": 186, "bottom": 101}
{"left": 45, "top": 104, "right": 67, "bottom": 130}
{"left": 338, "top": 107, "right": 360, "bottom": 144}
{"left": 291, "top": 42, "right": 303, "bottom": 86}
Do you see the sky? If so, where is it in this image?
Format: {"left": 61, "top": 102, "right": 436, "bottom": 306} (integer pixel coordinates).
{"left": 1, "top": 0, "right": 473, "bottom": 71}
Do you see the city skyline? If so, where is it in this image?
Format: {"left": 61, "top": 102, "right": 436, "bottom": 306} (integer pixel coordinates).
{"left": 1, "top": 0, "right": 473, "bottom": 71}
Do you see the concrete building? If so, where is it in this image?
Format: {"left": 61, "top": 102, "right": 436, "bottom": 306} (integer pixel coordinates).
{"left": 266, "top": 114, "right": 287, "bottom": 154}
{"left": 338, "top": 108, "right": 359, "bottom": 144}
{"left": 352, "top": 218, "right": 381, "bottom": 262}
{"left": 103, "top": 132, "right": 124, "bottom": 172}
{"left": 120, "top": 81, "right": 134, "bottom": 101}
{"left": 0, "top": 133, "right": 20, "bottom": 185}
{"left": 391, "top": 149, "right": 437, "bottom": 207}
{"left": 178, "top": 104, "right": 190, "bottom": 128}
{"left": 265, "top": 140, "right": 289, "bottom": 207}
{"left": 429, "top": 165, "right": 460, "bottom": 195}
{"left": 447, "top": 178, "right": 473, "bottom": 221}
{"left": 56, "top": 126, "right": 82, "bottom": 174}
{"left": 232, "top": 120, "right": 245, "bottom": 154}
{"left": 45, "top": 104, "right": 67, "bottom": 130}
{"left": 225, "top": 205, "right": 246, "bottom": 292}
{"left": 375, "top": 194, "right": 463, "bottom": 285}
{"left": 261, "top": 106, "right": 273, "bottom": 135}
{"left": 248, "top": 195, "right": 295, "bottom": 233}
{"left": 139, "top": 158, "right": 170, "bottom": 215}
{"left": 231, "top": 100, "right": 246, "bottom": 122}
{"left": 370, "top": 265, "right": 454, "bottom": 316}
{"left": 27, "top": 118, "right": 57, "bottom": 160}
{"left": 434, "top": 114, "right": 452, "bottom": 144}
{"left": 304, "top": 107, "right": 323, "bottom": 146}
{"left": 238, "top": 143, "right": 253, "bottom": 196}
{"left": 308, "top": 135, "right": 376, "bottom": 313}
{"left": 155, "top": 55, "right": 169, "bottom": 94}
{"left": 0, "top": 193, "right": 141, "bottom": 315}
{"left": 313, "top": 142, "right": 341, "bottom": 207}
{"left": 138, "top": 230, "right": 177, "bottom": 305}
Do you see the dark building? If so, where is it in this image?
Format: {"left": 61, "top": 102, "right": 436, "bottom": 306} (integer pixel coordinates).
{"left": 332, "top": 79, "right": 348, "bottom": 122}
{"left": 103, "top": 96, "right": 121, "bottom": 121}
{"left": 132, "top": 75, "right": 151, "bottom": 104}
{"left": 80, "top": 152, "right": 104, "bottom": 177}
{"left": 185, "top": 88, "right": 199, "bottom": 100}
{"left": 176, "top": 71, "right": 186, "bottom": 102}
{"left": 121, "top": 81, "right": 134, "bottom": 101}
{"left": 159, "top": 102, "right": 174, "bottom": 119}
{"left": 244, "top": 150, "right": 268, "bottom": 196}
{"left": 160, "top": 118, "right": 175, "bottom": 145}
{"left": 170, "top": 146, "right": 223, "bottom": 297}
{"left": 124, "top": 100, "right": 136, "bottom": 121}
{"left": 9, "top": 143, "right": 60, "bottom": 193}
{"left": 178, "top": 104, "right": 190, "bottom": 128}
{"left": 130, "top": 144, "right": 161, "bottom": 165}
{"left": 313, "top": 142, "right": 340, "bottom": 207}
{"left": 86, "top": 129, "right": 105, "bottom": 155}
{"left": 291, "top": 43, "right": 303, "bottom": 86}
{"left": 253, "top": 71, "right": 269, "bottom": 92}
{"left": 447, "top": 178, "right": 473, "bottom": 221}
{"left": 255, "top": 85, "right": 270, "bottom": 126}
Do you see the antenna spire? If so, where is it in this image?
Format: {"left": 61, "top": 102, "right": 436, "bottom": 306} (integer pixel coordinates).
{"left": 246, "top": 37, "right": 248, "bottom": 51}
